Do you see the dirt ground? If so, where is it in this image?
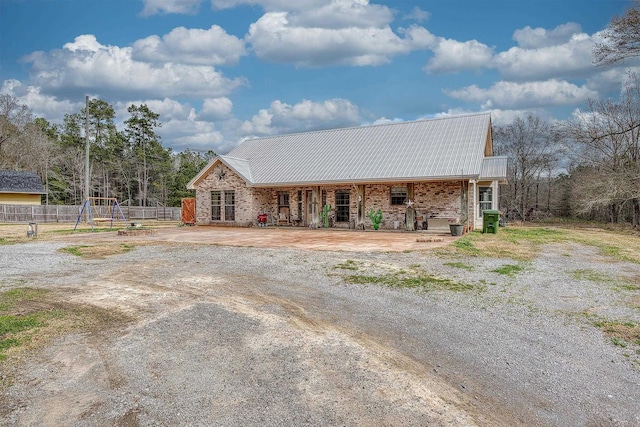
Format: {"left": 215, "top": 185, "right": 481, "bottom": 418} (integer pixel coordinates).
{"left": 64, "top": 224, "right": 457, "bottom": 251}
{"left": 1, "top": 223, "right": 639, "bottom": 426}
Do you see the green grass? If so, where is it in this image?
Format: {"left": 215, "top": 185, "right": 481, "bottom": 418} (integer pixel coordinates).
{"left": 571, "top": 269, "right": 615, "bottom": 283}
{"left": 59, "top": 243, "right": 134, "bottom": 258}
{"left": 451, "top": 238, "right": 482, "bottom": 256}
{"left": 443, "top": 261, "right": 474, "bottom": 271}
{"left": 333, "top": 260, "right": 359, "bottom": 270}
{"left": 492, "top": 264, "right": 526, "bottom": 277}
{"left": 591, "top": 318, "right": 640, "bottom": 347}
{"left": 0, "top": 288, "right": 48, "bottom": 311}
{"left": 0, "top": 315, "right": 43, "bottom": 334}
{"left": 500, "top": 227, "right": 566, "bottom": 244}
{"left": 0, "top": 288, "right": 55, "bottom": 361}
{"left": 60, "top": 245, "right": 90, "bottom": 257}
{"left": 342, "top": 271, "right": 481, "bottom": 293}
{"left": 445, "top": 226, "right": 640, "bottom": 264}
{"left": 51, "top": 227, "right": 125, "bottom": 235}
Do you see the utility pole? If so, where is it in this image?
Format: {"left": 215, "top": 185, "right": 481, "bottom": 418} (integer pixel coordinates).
{"left": 84, "top": 95, "right": 90, "bottom": 201}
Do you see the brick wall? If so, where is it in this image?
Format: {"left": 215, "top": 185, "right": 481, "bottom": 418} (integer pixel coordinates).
{"left": 194, "top": 163, "right": 258, "bottom": 226}
{"left": 194, "top": 165, "right": 468, "bottom": 229}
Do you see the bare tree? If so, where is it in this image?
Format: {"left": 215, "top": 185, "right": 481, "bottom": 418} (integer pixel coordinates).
{"left": 0, "top": 94, "right": 33, "bottom": 167}
{"left": 564, "top": 73, "right": 640, "bottom": 227}
{"left": 494, "top": 114, "right": 559, "bottom": 220}
{"left": 594, "top": 0, "right": 640, "bottom": 66}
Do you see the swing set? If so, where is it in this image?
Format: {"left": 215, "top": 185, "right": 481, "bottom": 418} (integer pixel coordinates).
{"left": 74, "top": 197, "right": 127, "bottom": 231}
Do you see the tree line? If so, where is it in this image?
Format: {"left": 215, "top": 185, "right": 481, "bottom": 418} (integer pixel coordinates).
{"left": 1, "top": 78, "right": 638, "bottom": 227}
{"left": 1, "top": 2, "right": 638, "bottom": 224}
{"left": 494, "top": 73, "right": 640, "bottom": 229}
{"left": 496, "top": 1, "right": 640, "bottom": 229}
{"left": 0, "top": 96, "right": 214, "bottom": 207}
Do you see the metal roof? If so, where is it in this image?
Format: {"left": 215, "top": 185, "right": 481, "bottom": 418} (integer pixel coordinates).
{"left": 189, "top": 113, "right": 504, "bottom": 188}
{"left": 0, "top": 170, "right": 46, "bottom": 194}
{"left": 479, "top": 157, "right": 509, "bottom": 183}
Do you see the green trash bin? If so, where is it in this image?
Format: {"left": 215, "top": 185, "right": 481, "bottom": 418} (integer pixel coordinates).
{"left": 482, "top": 210, "right": 500, "bottom": 234}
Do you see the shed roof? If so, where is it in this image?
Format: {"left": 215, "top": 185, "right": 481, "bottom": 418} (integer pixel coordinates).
{"left": 479, "top": 157, "right": 509, "bottom": 183}
{"left": 0, "top": 171, "right": 46, "bottom": 194}
{"left": 189, "top": 113, "right": 507, "bottom": 188}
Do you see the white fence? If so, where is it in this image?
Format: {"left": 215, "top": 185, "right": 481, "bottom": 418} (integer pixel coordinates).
{"left": 0, "top": 204, "right": 181, "bottom": 223}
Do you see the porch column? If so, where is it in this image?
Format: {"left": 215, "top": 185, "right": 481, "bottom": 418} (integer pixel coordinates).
{"left": 406, "top": 183, "right": 415, "bottom": 231}
{"left": 357, "top": 185, "right": 365, "bottom": 227}
{"left": 312, "top": 187, "right": 320, "bottom": 227}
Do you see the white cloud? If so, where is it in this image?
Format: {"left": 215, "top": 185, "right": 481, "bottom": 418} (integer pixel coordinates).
{"left": 171, "top": 131, "right": 225, "bottom": 152}
{"left": 112, "top": 97, "right": 230, "bottom": 152}
{"left": 403, "top": 7, "right": 430, "bottom": 23}
{"left": 200, "top": 97, "right": 234, "bottom": 120}
{"left": 446, "top": 79, "right": 599, "bottom": 109}
{"left": 115, "top": 98, "right": 196, "bottom": 122}
{"left": 140, "top": 0, "right": 201, "bottom": 16}
{"left": 493, "top": 32, "right": 594, "bottom": 80}
{"left": 513, "top": 22, "right": 583, "bottom": 49}
{"left": 484, "top": 108, "right": 553, "bottom": 126}
{"left": 285, "top": 0, "right": 394, "bottom": 29}
{"left": 426, "top": 38, "right": 494, "bottom": 74}
{"left": 370, "top": 116, "right": 405, "bottom": 125}
{"left": 132, "top": 25, "right": 246, "bottom": 66}
{"left": 247, "top": 12, "right": 432, "bottom": 67}
{"left": 1, "top": 80, "right": 80, "bottom": 123}
{"left": 212, "top": 0, "right": 325, "bottom": 12}
{"left": 240, "top": 98, "right": 361, "bottom": 136}
{"left": 585, "top": 65, "right": 640, "bottom": 93}
{"left": 23, "top": 35, "right": 246, "bottom": 99}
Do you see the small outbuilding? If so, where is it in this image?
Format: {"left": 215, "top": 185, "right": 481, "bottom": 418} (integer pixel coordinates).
{"left": 0, "top": 170, "right": 47, "bottom": 205}
{"left": 187, "top": 113, "right": 507, "bottom": 231}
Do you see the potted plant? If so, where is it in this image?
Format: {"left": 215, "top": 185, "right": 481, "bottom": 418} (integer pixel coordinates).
{"left": 367, "top": 208, "right": 383, "bottom": 230}
{"left": 448, "top": 218, "right": 463, "bottom": 236}
{"left": 321, "top": 204, "right": 332, "bottom": 228}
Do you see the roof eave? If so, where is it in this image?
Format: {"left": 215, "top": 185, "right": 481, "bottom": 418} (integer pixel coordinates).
{"left": 249, "top": 175, "right": 481, "bottom": 188}
{"left": 187, "top": 156, "right": 254, "bottom": 189}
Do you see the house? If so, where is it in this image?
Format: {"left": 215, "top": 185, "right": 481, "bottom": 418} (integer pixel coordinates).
{"left": 187, "top": 113, "right": 507, "bottom": 231}
{"left": 0, "top": 170, "right": 47, "bottom": 205}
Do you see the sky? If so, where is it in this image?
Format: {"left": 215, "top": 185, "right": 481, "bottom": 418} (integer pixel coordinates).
{"left": 1, "top": 0, "right": 639, "bottom": 155}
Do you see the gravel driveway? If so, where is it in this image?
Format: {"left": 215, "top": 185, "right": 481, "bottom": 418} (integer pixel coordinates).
{"left": 1, "top": 229, "right": 639, "bottom": 426}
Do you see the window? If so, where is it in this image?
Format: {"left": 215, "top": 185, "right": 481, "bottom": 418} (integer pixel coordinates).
{"left": 390, "top": 187, "right": 408, "bottom": 205}
{"left": 335, "top": 190, "right": 350, "bottom": 222}
{"left": 277, "top": 191, "right": 290, "bottom": 221}
{"left": 297, "top": 190, "right": 302, "bottom": 219}
{"left": 321, "top": 190, "right": 327, "bottom": 208}
{"left": 278, "top": 191, "right": 289, "bottom": 211}
{"left": 211, "top": 191, "right": 221, "bottom": 221}
{"left": 479, "top": 187, "right": 492, "bottom": 216}
{"left": 212, "top": 190, "right": 236, "bottom": 221}
{"left": 225, "top": 190, "right": 235, "bottom": 221}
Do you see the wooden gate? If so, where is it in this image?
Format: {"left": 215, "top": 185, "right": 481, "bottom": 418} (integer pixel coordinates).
{"left": 181, "top": 198, "right": 196, "bottom": 225}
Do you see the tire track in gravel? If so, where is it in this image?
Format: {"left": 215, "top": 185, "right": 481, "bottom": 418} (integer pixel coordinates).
{"left": 22, "top": 257, "right": 513, "bottom": 426}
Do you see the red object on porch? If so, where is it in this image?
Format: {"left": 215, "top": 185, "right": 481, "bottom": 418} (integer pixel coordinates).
{"left": 257, "top": 213, "right": 268, "bottom": 226}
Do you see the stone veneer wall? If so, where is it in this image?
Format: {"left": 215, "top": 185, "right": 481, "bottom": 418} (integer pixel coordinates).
{"left": 195, "top": 166, "right": 468, "bottom": 229}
